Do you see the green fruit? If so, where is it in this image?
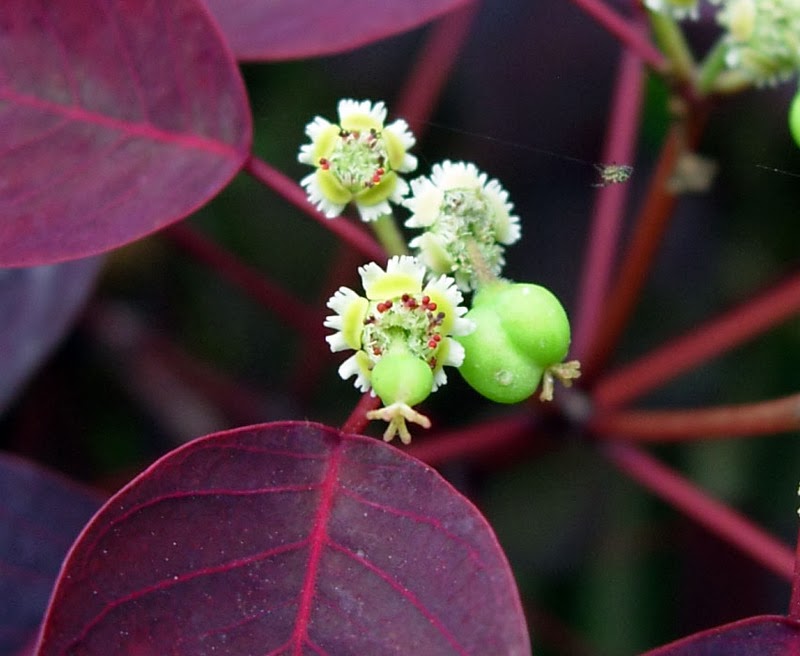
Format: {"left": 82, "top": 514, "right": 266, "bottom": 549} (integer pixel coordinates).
{"left": 493, "top": 283, "right": 571, "bottom": 367}
{"left": 370, "top": 352, "right": 434, "bottom": 407}
{"left": 790, "top": 89, "right": 800, "bottom": 150}
{"left": 456, "top": 305, "right": 544, "bottom": 404}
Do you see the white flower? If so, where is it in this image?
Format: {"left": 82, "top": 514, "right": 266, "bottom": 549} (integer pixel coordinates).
{"left": 714, "top": 0, "right": 800, "bottom": 85}
{"left": 297, "top": 99, "right": 417, "bottom": 221}
{"left": 404, "top": 161, "right": 521, "bottom": 291}
{"left": 324, "top": 255, "right": 473, "bottom": 414}
{"left": 324, "top": 256, "right": 474, "bottom": 442}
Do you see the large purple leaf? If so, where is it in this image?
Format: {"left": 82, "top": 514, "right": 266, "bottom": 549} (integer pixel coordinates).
{"left": 201, "top": 0, "right": 473, "bottom": 61}
{"left": 0, "top": 454, "right": 104, "bottom": 656}
{"left": 642, "top": 615, "right": 800, "bottom": 655}
{"left": 0, "top": 0, "right": 251, "bottom": 266}
{"left": 36, "top": 421, "right": 530, "bottom": 655}
{"left": 0, "top": 257, "right": 103, "bottom": 415}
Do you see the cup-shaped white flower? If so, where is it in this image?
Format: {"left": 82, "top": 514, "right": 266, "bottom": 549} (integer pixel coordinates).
{"left": 298, "top": 99, "right": 417, "bottom": 221}
{"left": 403, "top": 161, "right": 521, "bottom": 291}
{"left": 324, "top": 255, "right": 473, "bottom": 443}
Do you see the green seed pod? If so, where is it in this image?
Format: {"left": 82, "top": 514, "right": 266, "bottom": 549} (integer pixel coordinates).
{"left": 370, "top": 352, "right": 434, "bottom": 407}
{"left": 790, "top": 88, "right": 800, "bottom": 150}
{"left": 493, "top": 283, "right": 571, "bottom": 367}
{"left": 456, "top": 305, "right": 544, "bottom": 404}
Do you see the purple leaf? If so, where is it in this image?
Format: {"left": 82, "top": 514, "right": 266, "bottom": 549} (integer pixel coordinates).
{"left": 0, "top": 0, "right": 251, "bottom": 267}
{"left": 0, "top": 454, "right": 104, "bottom": 656}
{"left": 201, "top": 0, "right": 473, "bottom": 61}
{"left": 641, "top": 615, "right": 800, "bottom": 655}
{"left": 0, "top": 257, "right": 103, "bottom": 415}
{"left": 36, "top": 421, "right": 530, "bottom": 655}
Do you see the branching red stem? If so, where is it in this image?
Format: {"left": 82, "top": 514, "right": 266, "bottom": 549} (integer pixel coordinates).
{"left": 602, "top": 441, "right": 794, "bottom": 581}
{"left": 566, "top": 0, "right": 665, "bottom": 70}
{"left": 573, "top": 43, "right": 645, "bottom": 360}
{"left": 341, "top": 392, "right": 381, "bottom": 435}
{"left": 163, "top": 223, "right": 322, "bottom": 337}
{"left": 395, "top": 1, "right": 479, "bottom": 139}
{"left": 408, "top": 414, "right": 535, "bottom": 466}
{"left": 592, "top": 392, "right": 800, "bottom": 441}
{"left": 244, "top": 155, "right": 385, "bottom": 262}
{"left": 594, "top": 268, "right": 800, "bottom": 408}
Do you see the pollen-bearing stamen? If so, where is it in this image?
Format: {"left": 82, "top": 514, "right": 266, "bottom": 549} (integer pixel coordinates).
{"left": 323, "top": 256, "right": 473, "bottom": 443}
{"left": 298, "top": 99, "right": 418, "bottom": 222}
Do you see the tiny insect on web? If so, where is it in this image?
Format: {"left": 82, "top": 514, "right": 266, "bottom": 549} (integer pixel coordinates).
{"left": 592, "top": 163, "right": 634, "bottom": 187}
{"left": 425, "top": 120, "right": 634, "bottom": 188}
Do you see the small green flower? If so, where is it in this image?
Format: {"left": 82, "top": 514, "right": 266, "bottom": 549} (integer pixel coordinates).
{"left": 643, "top": 0, "right": 702, "bottom": 19}
{"left": 403, "top": 161, "right": 521, "bottom": 292}
{"left": 298, "top": 99, "right": 417, "bottom": 221}
{"left": 714, "top": 0, "right": 800, "bottom": 85}
{"left": 324, "top": 255, "right": 473, "bottom": 443}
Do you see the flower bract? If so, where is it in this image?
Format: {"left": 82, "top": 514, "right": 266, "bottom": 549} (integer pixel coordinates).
{"left": 403, "top": 161, "right": 521, "bottom": 291}
{"left": 298, "top": 99, "right": 417, "bottom": 221}
{"left": 324, "top": 255, "right": 472, "bottom": 443}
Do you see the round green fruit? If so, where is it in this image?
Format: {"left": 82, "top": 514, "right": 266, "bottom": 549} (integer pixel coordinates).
{"left": 493, "top": 283, "right": 571, "bottom": 367}
{"left": 370, "top": 352, "right": 434, "bottom": 407}
{"left": 790, "top": 89, "right": 800, "bottom": 150}
{"left": 456, "top": 305, "right": 544, "bottom": 404}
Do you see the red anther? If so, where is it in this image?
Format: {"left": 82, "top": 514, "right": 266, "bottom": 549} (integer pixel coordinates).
{"left": 401, "top": 294, "right": 410, "bottom": 302}
{"left": 319, "top": 158, "right": 330, "bottom": 170}
{"left": 373, "top": 346, "right": 382, "bottom": 355}
{"left": 372, "top": 173, "right": 382, "bottom": 183}
{"left": 428, "top": 357, "right": 437, "bottom": 369}
{"left": 376, "top": 167, "right": 385, "bottom": 175}
{"left": 428, "top": 339, "right": 438, "bottom": 349}
{"left": 407, "top": 298, "right": 418, "bottom": 308}
{"left": 427, "top": 302, "right": 437, "bottom": 311}
{"left": 376, "top": 302, "right": 387, "bottom": 313}
{"left": 433, "top": 334, "right": 442, "bottom": 342}
{"left": 384, "top": 300, "right": 393, "bottom": 309}
{"left": 421, "top": 295, "right": 430, "bottom": 306}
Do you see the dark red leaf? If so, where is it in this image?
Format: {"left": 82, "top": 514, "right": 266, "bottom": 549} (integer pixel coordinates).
{"left": 641, "top": 615, "right": 800, "bottom": 655}
{"left": 36, "top": 421, "right": 530, "bottom": 655}
{"left": 0, "top": 454, "right": 104, "bottom": 656}
{"left": 0, "top": 0, "right": 251, "bottom": 266}
{"left": 200, "top": 0, "right": 473, "bottom": 61}
{"left": 0, "top": 257, "right": 102, "bottom": 414}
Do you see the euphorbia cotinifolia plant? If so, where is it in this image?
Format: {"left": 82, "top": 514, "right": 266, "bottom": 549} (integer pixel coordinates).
{"left": 3, "top": 1, "right": 800, "bottom": 654}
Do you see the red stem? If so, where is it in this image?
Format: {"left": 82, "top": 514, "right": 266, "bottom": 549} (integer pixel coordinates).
{"left": 341, "top": 392, "right": 381, "bottom": 435}
{"left": 592, "top": 393, "right": 800, "bottom": 441}
{"left": 790, "top": 524, "right": 800, "bottom": 619}
{"left": 395, "top": 1, "right": 479, "bottom": 139}
{"left": 594, "top": 268, "right": 800, "bottom": 408}
{"left": 244, "top": 155, "right": 385, "bottom": 262}
{"left": 602, "top": 441, "right": 794, "bottom": 581}
{"left": 566, "top": 0, "right": 665, "bottom": 70}
{"left": 163, "top": 223, "right": 322, "bottom": 337}
{"left": 572, "top": 42, "right": 645, "bottom": 360}
{"left": 582, "top": 110, "right": 708, "bottom": 380}
{"left": 408, "top": 414, "right": 535, "bottom": 466}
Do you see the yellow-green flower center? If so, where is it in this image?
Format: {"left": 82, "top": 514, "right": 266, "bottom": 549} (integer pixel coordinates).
{"left": 320, "top": 128, "right": 390, "bottom": 194}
